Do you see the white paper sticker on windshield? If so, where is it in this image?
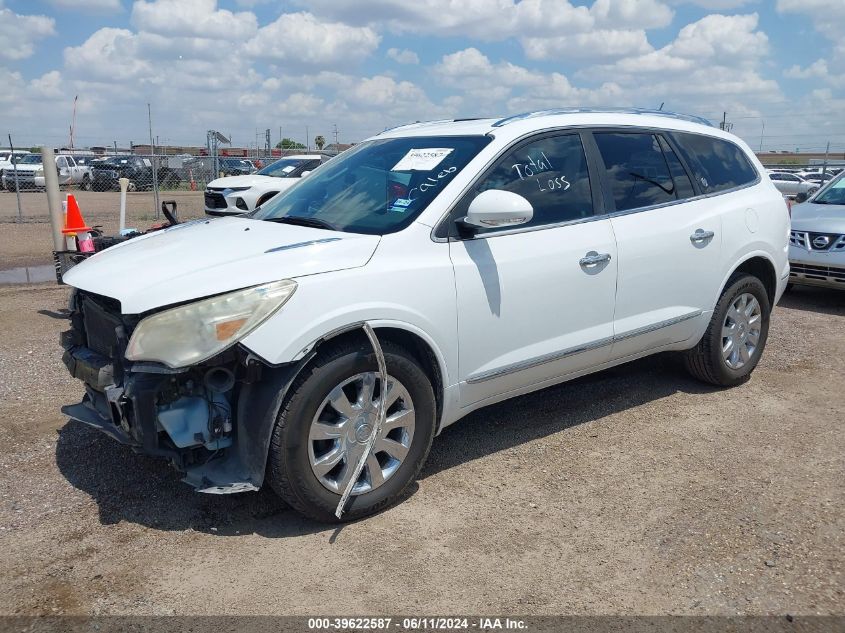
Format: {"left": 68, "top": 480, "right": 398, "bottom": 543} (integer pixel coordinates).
{"left": 392, "top": 148, "right": 453, "bottom": 171}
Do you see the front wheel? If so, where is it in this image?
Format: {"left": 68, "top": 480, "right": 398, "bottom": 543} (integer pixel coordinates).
{"left": 267, "top": 338, "right": 436, "bottom": 522}
{"left": 684, "top": 274, "right": 771, "bottom": 386}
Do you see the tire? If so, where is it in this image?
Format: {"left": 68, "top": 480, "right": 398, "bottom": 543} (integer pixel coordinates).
{"left": 267, "top": 338, "right": 436, "bottom": 522}
{"left": 126, "top": 181, "right": 137, "bottom": 192}
{"left": 81, "top": 174, "right": 91, "bottom": 191}
{"left": 684, "top": 273, "right": 771, "bottom": 387}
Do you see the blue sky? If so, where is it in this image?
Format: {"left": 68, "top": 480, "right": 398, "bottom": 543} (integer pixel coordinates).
{"left": 1, "top": 0, "right": 844, "bottom": 152}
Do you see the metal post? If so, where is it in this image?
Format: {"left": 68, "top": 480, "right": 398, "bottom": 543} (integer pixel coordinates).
{"left": 8, "top": 134, "right": 23, "bottom": 222}
{"left": 42, "top": 146, "right": 64, "bottom": 251}
{"left": 148, "top": 103, "right": 160, "bottom": 218}
{"left": 821, "top": 141, "right": 830, "bottom": 186}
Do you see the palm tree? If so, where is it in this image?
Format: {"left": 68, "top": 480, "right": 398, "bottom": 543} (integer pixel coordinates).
{"left": 314, "top": 135, "right": 325, "bottom": 150}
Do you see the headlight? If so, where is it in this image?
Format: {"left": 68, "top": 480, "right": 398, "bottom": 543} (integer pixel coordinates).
{"left": 125, "top": 279, "right": 296, "bottom": 368}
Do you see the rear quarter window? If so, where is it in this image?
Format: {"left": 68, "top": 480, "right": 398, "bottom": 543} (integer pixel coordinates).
{"left": 670, "top": 132, "right": 758, "bottom": 194}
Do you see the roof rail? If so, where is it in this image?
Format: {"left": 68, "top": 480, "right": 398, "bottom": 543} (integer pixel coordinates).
{"left": 491, "top": 107, "right": 713, "bottom": 128}
{"left": 378, "top": 119, "right": 455, "bottom": 135}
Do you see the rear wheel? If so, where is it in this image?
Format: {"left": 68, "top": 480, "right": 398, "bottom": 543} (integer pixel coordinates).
{"left": 81, "top": 174, "right": 91, "bottom": 191}
{"left": 126, "top": 181, "right": 137, "bottom": 192}
{"left": 267, "top": 338, "right": 436, "bottom": 522}
{"left": 684, "top": 274, "right": 771, "bottom": 386}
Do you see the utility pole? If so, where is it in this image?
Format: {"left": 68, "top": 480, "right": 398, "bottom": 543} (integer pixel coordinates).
{"left": 720, "top": 112, "right": 727, "bottom": 131}
{"left": 759, "top": 120, "right": 765, "bottom": 153}
{"left": 333, "top": 123, "right": 339, "bottom": 149}
{"left": 306, "top": 125, "right": 310, "bottom": 151}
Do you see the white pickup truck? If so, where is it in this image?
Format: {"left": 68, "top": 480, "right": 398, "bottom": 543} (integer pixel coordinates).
{"left": 1, "top": 153, "right": 93, "bottom": 191}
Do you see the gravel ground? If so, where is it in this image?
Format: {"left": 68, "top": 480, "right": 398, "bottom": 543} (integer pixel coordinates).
{"left": 0, "top": 279, "right": 842, "bottom": 616}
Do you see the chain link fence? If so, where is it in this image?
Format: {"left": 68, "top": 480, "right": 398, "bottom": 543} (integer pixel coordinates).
{"left": 0, "top": 145, "right": 340, "bottom": 226}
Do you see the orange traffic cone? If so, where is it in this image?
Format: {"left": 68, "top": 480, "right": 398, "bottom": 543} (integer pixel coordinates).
{"left": 62, "top": 194, "right": 95, "bottom": 252}
{"left": 189, "top": 169, "right": 197, "bottom": 191}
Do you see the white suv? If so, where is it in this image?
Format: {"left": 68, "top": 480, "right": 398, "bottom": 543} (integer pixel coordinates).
{"left": 61, "top": 109, "right": 789, "bottom": 522}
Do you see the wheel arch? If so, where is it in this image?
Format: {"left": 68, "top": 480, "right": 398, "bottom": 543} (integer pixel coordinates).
{"left": 255, "top": 191, "right": 280, "bottom": 207}
{"left": 295, "top": 322, "right": 447, "bottom": 433}
{"left": 722, "top": 253, "right": 778, "bottom": 306}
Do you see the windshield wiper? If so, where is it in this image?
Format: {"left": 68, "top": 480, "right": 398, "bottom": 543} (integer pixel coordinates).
{"left": 265, "top": 215, "right": 338, "bottom": 231}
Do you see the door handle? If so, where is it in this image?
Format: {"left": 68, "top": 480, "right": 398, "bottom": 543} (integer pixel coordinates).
{"left": 690, "top": 229, "right": 715, "bottom": 243}
{"left": 579, "top": 251, "right": 612, "bottom": 267}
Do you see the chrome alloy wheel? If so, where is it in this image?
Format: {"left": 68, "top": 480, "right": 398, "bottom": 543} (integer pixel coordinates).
{"left": 308, "top": 372, "right": 415, "bottom": 495}
{"left": 722, "top": 292, "right": 762, "bottom": 370}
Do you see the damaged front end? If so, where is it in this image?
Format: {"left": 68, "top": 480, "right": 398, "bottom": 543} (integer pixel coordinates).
{"left": 61, "top": 289, "right": 301, "bottom": 494}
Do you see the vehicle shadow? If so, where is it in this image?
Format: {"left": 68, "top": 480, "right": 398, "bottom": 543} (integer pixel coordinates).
{"left": 421, "top": 353, "right": 715, "bottom": 479}
{"left": 56, "top": 353, "right": 713, "bottom": 536}
{"left": 777, "top": 285, "right": 845, "bottom": 316}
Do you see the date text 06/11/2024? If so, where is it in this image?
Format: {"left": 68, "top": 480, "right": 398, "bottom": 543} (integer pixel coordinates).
{"left": 306, "top": 617, "right": 528, "bottom": 630}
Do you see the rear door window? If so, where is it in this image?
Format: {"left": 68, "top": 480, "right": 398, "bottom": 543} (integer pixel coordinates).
{"left": 593, "top": 132, "right": 678, "bottom": 212}
{"left": 670, "top": 132, "right": 758, "bottom": 193}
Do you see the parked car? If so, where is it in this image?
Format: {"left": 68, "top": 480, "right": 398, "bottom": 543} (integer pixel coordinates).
{"left": 91, "top": 155, "right": 181, "bottom": 191}
{"left": 788, "top": 171, "right": 845, "bottom": 290}
{"left": 0, "top": 150, "right": 30, "bottom": 183}
{"left": 1, "top": 153, "right": 92, "bottom": 191}
{"left": 204, "top": 154, "right": 324, "bottom": 215}
{"left": 767, "top": 171, "right": 818, "bottom": 197}
{"left": 218, "top": 158, "right": 256, "bottom": 177}
{"left": 1, "top": 153, "right": 42, "bottom": 190}
{"left": 60, "top": 109, "right": 789, "bottom": 522}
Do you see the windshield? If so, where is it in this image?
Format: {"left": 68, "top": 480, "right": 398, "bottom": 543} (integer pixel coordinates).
{"left": 17, "top": 154, "right": 42, "bottom": 164}
{"left": 258, "top": 158, "right": 310, "bottom": 178}
{"left": 811, "top": 171, "right": 845, "bottom": 205}
{"left": 252, "top": 136, "right": 491, "bottom": 234}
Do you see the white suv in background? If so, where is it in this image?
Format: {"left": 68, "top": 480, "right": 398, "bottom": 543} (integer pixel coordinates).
{"left": 204, "top": 154, "right": 325, "bottom": 215}
{"left": 61, "top": 109, "right": 789, "bottom": 522}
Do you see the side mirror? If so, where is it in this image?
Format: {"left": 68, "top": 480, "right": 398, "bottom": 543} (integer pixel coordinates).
{"left": 794, "top": 192, "right": 809, "bottom": 203}
{"left": 462, "top": 190, "right": 533, "bottom": 230}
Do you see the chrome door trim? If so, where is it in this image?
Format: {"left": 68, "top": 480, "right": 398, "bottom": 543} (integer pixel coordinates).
{"left": 464, "top": 310, "right": 703, "bottom": 384}
{"left": 465, "top": 336, "right": 614, "bottom": 384}
{"left": 613, "top": 310, "right": 703, "bottom": 342}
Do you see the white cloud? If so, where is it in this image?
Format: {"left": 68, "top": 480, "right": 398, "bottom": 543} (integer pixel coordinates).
{"left": 64, "top": 28, "right": 152, "bottom": 81}
{"left": 132, "top": 0, "right": 257, "bottom": 41}
{"left": 302, "top": 0, "right": 596, "bottom": 40}
{"left": 46, "top": 0, "right": 123, "bottom": 11}
{"left": 244, "top": 12, "right": 380, "bottom": 66}
{"left": 0, "top": 6, "right": 55, "bottom": 60}
{"left": 387, "top": 47, "right": 419, "bottom": 64}
{"left": 669, "top": 0, "right": 757, "bottom": 8}
{"left": 435, "top": 47, "right": 624, "bottom": 116}
{"left": 590, "top": 0, "right": 673, "bottom": 30}
{"left": 784, "top": 59, "right": 829, "bottom": 79}
{"left": 522, "top": 29, "right": 652, "bottom": 60}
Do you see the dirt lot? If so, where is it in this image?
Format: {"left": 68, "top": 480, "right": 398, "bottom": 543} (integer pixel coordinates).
{"left": 0, "top": 272, "right": 842, "bottom": 615}
{"left": 0, "top": 189, "right": 206, "bottom": 268}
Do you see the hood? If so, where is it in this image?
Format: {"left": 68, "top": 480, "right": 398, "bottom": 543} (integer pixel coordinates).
{"left": 790, "top": 201, "right": 845, "bottom": 232}
{"left": 208, "top": 174, "right": 297, "bottom": 189}
{"left": 62, "top": 216, "right": 380, "bottom": 314}
{"left": 11, "top": 164, "right": 41, "bottom": 174}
